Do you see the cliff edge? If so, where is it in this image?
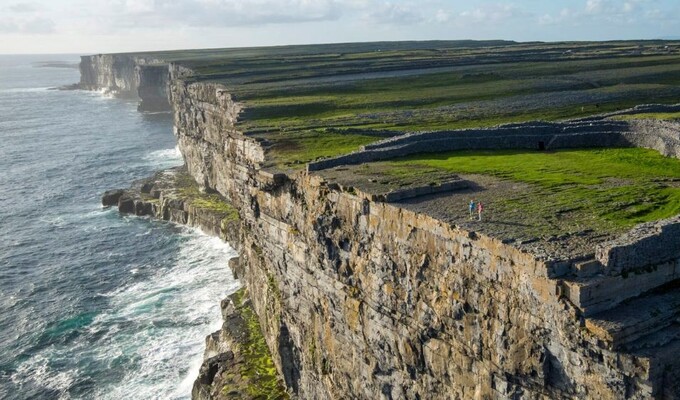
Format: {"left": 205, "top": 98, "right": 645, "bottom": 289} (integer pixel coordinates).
{"left": 87, "top": 41, "right": 680, "bottom": 399}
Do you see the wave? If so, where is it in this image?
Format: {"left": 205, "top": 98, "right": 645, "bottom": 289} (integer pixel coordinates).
{"left": 0, "top": 87, "right": 51, "bottom": 93}
{"left": 11, "top": 354, "right": 76, "bottom": 400}
{"left": 143, "top": 146, "right": 183, "bottom": 169}
{"left": 10, "top": 227, "right": 239, "bottom": 400}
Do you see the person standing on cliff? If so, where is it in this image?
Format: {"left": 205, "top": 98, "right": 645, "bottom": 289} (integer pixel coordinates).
{"left": 469, "top": 200, "right": 475, "bottom": 219}
{"left": 477, "top": 201, "right": 484, "bottom": 221}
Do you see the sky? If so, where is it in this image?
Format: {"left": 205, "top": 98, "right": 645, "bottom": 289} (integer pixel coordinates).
{"left": 0, "top": 0, "right": 678, "bottom": 54}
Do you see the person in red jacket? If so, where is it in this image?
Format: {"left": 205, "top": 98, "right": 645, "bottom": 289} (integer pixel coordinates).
{"left": 477, "top": 201, "right": 484, "bottom": 221}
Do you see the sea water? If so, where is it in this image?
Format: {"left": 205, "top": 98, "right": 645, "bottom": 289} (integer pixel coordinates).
{"left": 0, "top": 55, "right": 239, "bottom": 399}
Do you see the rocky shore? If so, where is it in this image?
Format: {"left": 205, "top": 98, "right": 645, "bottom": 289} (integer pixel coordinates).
{"left": 102, "top": 166, "right": 239, "bottom": 245}
{"left": 102, "top": 167, "right": 288, "bottom": 398}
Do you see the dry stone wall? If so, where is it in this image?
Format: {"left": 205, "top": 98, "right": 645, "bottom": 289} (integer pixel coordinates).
{"left": 307, "top": 117, "right": 680, "bottom": 171}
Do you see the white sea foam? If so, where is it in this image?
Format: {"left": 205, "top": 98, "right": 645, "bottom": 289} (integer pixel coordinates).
{"left": 144, "top": 146, "right": 184, "bottom": 169}
{"left": 10, "top": 227, "right": 239, "bottom": 400}
{"left": 12, "top": 354, "right": 76, "bottom": 400}
{"left": 92, "top": 228, "right": 239, "bottom": 400}
{"left": 96, "top": 88, "right": 117, "bottom": 98}
{"left": 0, "top": 87, "right": 51, "bottom": 93}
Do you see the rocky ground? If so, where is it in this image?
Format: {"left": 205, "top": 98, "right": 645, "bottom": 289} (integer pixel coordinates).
{"left": 102, "top": 166, "right": 240, "bottom": 244}
{"left": 317, "top": 166, "right": 615, "bottom": 260}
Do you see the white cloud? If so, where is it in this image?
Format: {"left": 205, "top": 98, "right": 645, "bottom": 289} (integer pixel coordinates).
{"left": 585, "top": 0, "right": 605, "bottom": 14}
{"left": 1, "top": 0, "right": 679, "bottom": 53}
{"left": 7, "top": 3, "right": 39, "bottom": 13}
{"left": 458, "top": 3, "right": 527, "bottom": 24}
{"left": 123, "top": 0, "right": 155, "bottom": 14}
{"left": 585, "top": 0, "right": 649, "bottom": 16}
{"left": 434, "top": 9, "right": 450, "bottom": 23}
{"left": 21, "top": 17, "right": 55, "bottom": 33}
{"left": 103, "top": 0, "right": 346, "bottom": 28}
{"left": 539, "top": 0, "right": 657, "bottom": 26}
{"left": 363, "top": 2, "right": 423, "bottom": 25}
{"left": 0, "top": 16, "right": 55, "bottom": 34}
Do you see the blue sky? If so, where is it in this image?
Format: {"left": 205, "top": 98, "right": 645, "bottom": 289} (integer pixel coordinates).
{"left": 0, "top": 0, "right": 678, "bottom": 54}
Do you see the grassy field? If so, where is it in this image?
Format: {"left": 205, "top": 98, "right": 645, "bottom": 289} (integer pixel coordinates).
{"left": 611, "top": 111, "right": 680, "bottom": 121}
{"left": 123, "top": 40, "right": 680, "bottom": 168}
{"left": 383, "top": 148, "right": 680, "bottom": 232}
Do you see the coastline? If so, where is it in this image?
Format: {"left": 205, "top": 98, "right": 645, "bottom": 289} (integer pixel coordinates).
{"left": 84, "top": 43, "right": 680, "bottom": 399}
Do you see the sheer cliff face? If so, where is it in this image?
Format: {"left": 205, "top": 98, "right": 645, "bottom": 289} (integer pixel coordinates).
{"left": 79, "top": 54, "right": 170, "bottom": 111}
{"left": 80, "top": 54, "right": 139, "bottom": 95}
{"left": 168, "top": 75, "right": 677, "bottom": 399}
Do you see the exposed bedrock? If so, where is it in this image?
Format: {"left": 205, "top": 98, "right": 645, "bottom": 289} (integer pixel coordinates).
{"left": 102, "top": 166, "right": 239, "bottom": 246}
{"left": 102, "top": 168, "right": 290, "bottom": 398}
{"left": 168, "top": 76, "right": 680, "bottom": 399}
{"left": 79, "top": 54, "right": 170, "bottom": 111}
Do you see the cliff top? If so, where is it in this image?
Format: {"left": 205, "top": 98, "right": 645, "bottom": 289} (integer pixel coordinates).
{"left": 153, "top": 40, "right": 680, "bottom": 256}
{"left": 161, "top": 40, "right": 680, "bottom": 170}
{"left": 317, "top": 146, "right": 680, "bottom": 259}
{"left": 94, "top": 40, "right": 680, "bottom": 257}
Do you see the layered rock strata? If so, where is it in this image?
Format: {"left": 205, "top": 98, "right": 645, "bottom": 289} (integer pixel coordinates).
{"left": 102, "top": 166, "right": 239, "bottom": 248}
{"left": 92, "top": 56, "right": 680, "bottom": 398}
{"left": 166, "top": 73, "right": 680, "bottom": 398}
{"left": 79, "top": 54, "right": 170, "bottom": 111}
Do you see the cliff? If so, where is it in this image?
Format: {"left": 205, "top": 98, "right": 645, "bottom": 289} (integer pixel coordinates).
{"left": 167, "top": 74, "right": 680, "bottom": 398}
{"left": 92, "top": 42, "right": 680, "bottom": 399}
{"left": 79, "top": 54, "right": 170, "bottom": 111}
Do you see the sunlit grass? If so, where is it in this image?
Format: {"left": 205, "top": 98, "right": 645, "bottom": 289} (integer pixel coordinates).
{"left": 611, "top": 111, "right": 680, "bottom": 121}
{"left": 264, "top": 130, "right": 378, "bottom": 169}
{"left": 386, "top": 148, "right": 680, "bottom": 228}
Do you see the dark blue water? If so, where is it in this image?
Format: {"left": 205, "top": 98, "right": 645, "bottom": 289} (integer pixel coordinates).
{"left": 0, "top": 55, "right": 239, "bottom": 399}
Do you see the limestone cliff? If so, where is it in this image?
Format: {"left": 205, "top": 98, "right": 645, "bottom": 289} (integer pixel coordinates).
{"left": 93, "top": 55, "right": 680, "bottom": 398}
{"left": 167, "top": 71, "right": 680, "bottom": 398}
{"left": 79, "top": 54, "right": 170, "bottom": 111}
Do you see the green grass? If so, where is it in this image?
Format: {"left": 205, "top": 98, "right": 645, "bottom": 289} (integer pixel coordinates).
{"left": 386, "top": 148, "right": 680, "bottom": 229}
{"left": 228, "top": 288, "right": 289, "bottom": 399}
{"left": 119, "top": 40, "right": 680, "bottom": 168}
{"left": 173, "top": 172, "right": 239, "bottom": 221}
{"left": 231, "top": 49, "right": 680, "bottom": 168}
{"left": 611, "top": 111, "right": 680, "bottom": 121}
{"left": 190, "top": 195, "right": 239, "bottom": 220}
{"left": 264, "top": 130, "right": 378, "bottom": 169}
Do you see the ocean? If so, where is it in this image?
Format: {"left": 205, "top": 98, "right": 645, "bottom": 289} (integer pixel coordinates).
{"left": 0, "top": 55, "right": 239, "bottom": 399}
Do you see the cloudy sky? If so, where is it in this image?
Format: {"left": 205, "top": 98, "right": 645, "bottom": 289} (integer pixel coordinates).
{"left": 0, "top": 0, "right": 678, "bottom": 54}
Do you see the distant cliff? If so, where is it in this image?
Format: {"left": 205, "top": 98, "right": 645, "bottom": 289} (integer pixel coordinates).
{"left": 79, "top": 54, "right": 170, "bottom": 112}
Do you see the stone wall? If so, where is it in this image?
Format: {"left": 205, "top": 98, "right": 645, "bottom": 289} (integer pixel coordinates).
{"left": 307, "top": 117, "right": 680, "bottom": 172}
